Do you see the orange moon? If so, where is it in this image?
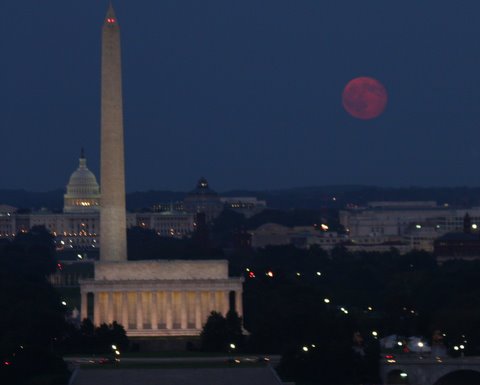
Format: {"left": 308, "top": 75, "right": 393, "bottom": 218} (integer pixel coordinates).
{"left": 342, "top": 77, "right": 387, "bottom": 120}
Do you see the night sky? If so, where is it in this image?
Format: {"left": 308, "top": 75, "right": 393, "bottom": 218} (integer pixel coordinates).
{"left": 2, "top": 0, "right": 480, "bottom": 192}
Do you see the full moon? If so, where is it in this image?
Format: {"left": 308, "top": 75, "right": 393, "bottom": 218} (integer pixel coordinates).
{"left": 342, "top": 77, "right": 387, "bottom": 120}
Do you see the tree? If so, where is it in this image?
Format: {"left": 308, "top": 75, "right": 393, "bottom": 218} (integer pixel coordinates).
{"left": 225, "top": 310, "right": 244, "bottom": 348}
{"left": 200, "top": 311, "right": 243, "bottom": 352}
{"left": 200, "top": 312, "right": 228, "bottom": 352}
{"left": 60, "top": 319, "right": 129, "bottom": 354}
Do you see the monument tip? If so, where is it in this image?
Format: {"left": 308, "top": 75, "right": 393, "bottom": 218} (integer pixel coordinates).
{"left": 104, "top": 2, "right": 118, "bottom": 25}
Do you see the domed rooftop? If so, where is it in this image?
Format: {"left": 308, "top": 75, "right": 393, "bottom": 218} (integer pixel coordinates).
{"left": 188, "top": 177, "right": 218, "bottom": 197}
{"left": 184, "top": 177, "right": 223, "bottom": 221}
{"left": 64, "top": 149, "right": 100, "bottom": 213}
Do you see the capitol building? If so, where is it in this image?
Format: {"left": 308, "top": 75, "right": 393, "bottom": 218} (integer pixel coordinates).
{"left": 0, "top": 151, "right": 265, "bottom": 251}
{"left": 63, "top": 148, "right": 101, "bottom": 213}
{"left": 0, "top": 150, "right": 195, "bottom": 249}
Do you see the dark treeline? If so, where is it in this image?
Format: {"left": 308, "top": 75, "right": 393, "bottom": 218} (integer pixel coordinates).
{"left": 231, "top": 245, "right": 480, "bottom": 383}
{"left": 126, "top": 215, "right": 480, "bottom": 384}
{"left": 0, "top": 227, "right": 129, "bottom": 385}
{"left": 0, "top": 227, "right": 69, "bottom": 385}
{"left": 126, "top": 208, "right": 341, "bottom": 260}
{"left": 4, "top": 219, "right": 480, "bottom": 384}
{"left": 3, "top": 185, "right": 480, "bottom": 211}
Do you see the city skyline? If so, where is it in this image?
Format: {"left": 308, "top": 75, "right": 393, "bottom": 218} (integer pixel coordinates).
{"left": 2, "top": 0, "right": 480, "bottom": 192}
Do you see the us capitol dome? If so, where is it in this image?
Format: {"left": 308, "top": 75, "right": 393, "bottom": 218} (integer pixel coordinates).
{"left": 63, "top": 149, "right": 100, "bottom": 213}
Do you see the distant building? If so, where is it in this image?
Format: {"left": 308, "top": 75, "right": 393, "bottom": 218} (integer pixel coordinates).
{"left": 0, "top": 205, "right": 17, "bottom": 238}
{"left": 183, "top": 177, "right": 223, "bottom": 222}
{"left": 221, "top": 196, "right": 266, "bottom": 218}
{"left": 0, "top": 153, "right": 195, "bottom": 248}
{"left": 153, "top": 202, "right": 185, "bottom": 212}
{"left": 135, "top": 209, "right": 194, "bottom": 238}
{"left": 63, "top": 149, "right": 100, "bottom": 213}
{"left": 153, "top": 185, "right": 267, "bottom": 220}
{"left": 250, "top": 223, "right": 347, "bottom": 250}
{"left": 339, "top": 201, "right": 480, "bottom": 252}
{"left": 434, "top": 214, "right": 480, "bottom": 263}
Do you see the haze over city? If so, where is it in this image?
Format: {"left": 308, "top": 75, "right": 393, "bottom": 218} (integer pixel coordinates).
{"left": 2, "top": 0, "right": 480, "bottom": 191}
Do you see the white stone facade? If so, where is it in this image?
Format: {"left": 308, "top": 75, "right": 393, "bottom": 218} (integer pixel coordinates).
{"left": 80, "top": 260, "right": 244, "bottom": 337}
{"left": 0, "top": 211, "right": 194, "bottom": 249}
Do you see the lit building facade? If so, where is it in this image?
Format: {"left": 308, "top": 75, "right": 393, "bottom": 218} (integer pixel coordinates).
{"left": 340, "top": 201, "right": 480, "bottom": 252}
{"left": 79, "top": 5, "right": 243, "bottom": 339}
{"left": 63, "top": 150, "right": 100, "bottom": 213}
{"left": 183, "top": 177, "right": 223, "bottom": 222}
{"left": 0, "top": 154, "right": 195, "bottom": 248}
{"left": 221, "top": 196, "right": 267, "bottom": 218}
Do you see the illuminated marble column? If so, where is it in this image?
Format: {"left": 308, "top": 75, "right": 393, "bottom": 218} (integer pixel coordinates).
{"left": 166, "top": 291, "right": 173, "bottom": 329}
{"left": 121, "top": 292, "right": 129, "bottom": 328}
{"left": 136, "top": 292, "right": 143, "bottom": 330}
{"left": 180, "top": 292, "right": 188, "bottom": 329}
{"left": 235, "top": 290, "right": 243, "bottom": 317}
{"left": 107, "top": 292, "right": 114, "bottom": 323}
{"left": 151, "top": 291, "right": 158, "bottom": 330}
{"left": 81, "top": 292, "right": 88, "bottom": 320}
{"left": 209, "top": 291, "right": 216, "bottom": 313}
{"left": 195, "top": 292, "right": 202, "bottom": 329}
{"left": 93, "top": 293, "right": 100, "bottom": 326}
{"left": 222, "top": 291, "right": 229, "bottom": 316}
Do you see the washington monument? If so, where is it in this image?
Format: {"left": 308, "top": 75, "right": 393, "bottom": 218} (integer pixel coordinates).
{"left": 80, "top": 4, "right": 243, "bottom": 337}
{"left": 100, "top": 3, "right": 127, "bottom": 262}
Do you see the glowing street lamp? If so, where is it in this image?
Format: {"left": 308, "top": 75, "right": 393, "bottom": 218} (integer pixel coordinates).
{"left": 418, "top": 341, "right": 424, "bottom": 356}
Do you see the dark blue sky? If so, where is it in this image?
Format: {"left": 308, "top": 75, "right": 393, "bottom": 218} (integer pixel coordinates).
{"left": 2, "top": 0, "right": 480, "bottom": 192}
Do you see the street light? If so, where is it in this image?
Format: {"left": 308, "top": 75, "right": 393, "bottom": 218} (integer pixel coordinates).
{"left": 418, "top": 341, "right": 424, "bottom": 356}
